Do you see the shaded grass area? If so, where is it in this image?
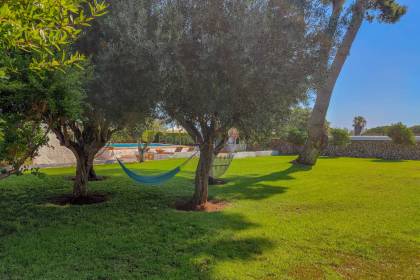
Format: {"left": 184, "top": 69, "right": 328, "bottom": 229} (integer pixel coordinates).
{"left": 0, "top": 156, "right": 419, "bottom": 279}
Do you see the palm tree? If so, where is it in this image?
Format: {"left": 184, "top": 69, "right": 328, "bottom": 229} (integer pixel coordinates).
{"left": 353, "top": 116, "right": 367, "bottom": 136}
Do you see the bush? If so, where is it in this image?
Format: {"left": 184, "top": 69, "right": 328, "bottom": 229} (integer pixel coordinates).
{"left": 286, "top": 128, "right": 307, "bottom": 146}
{"left": 110, "top": 128, "right": 135, "bottom": 143}
{"left": 409, "top": 125, "right": 420, "bottom": 136}
{"left": 0, "top": 119, "right": 48, "bottom": 174}
{"left": 330, "top": 128, "right": 350, "bottom": 146}
{"left": 387, "top": 123, "right": 415, "bottom": 145}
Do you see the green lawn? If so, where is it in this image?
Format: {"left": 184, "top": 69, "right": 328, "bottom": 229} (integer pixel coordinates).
{"left": 0, "top": 156, "right": 419, "bottom": 279}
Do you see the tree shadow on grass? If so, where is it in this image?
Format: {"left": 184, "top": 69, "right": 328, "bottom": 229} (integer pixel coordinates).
{"left": 0, "top": 173, "right": 274, "bottom": 279}
{"left": 211, "top": 163, "right": 312, "bottom": 201}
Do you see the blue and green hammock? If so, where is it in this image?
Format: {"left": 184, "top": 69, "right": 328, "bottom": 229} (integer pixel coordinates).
{"left": 116, "top": 143, "right": 238, "bottom": 185}
{"left": 116, "top": 151, "right": 198, "bottom": 185}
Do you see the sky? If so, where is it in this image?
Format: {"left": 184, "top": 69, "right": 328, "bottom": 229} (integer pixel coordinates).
{"left": 326, "top": 0, "right": 419, "bottom": 129}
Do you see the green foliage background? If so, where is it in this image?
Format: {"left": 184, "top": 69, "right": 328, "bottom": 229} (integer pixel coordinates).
{"left": 330, "top": 128, "right": 350, "bottom": 146}
{"left": 387, "top": 123, "right": 415, "bottom": 145}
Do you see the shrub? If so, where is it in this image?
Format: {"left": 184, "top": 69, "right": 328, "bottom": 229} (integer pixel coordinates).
{"left": 330, "top": 128, "right": 350, "bottom": 146}
{"left": 387, "top": 123, "right": 415, "bottom": 145}
{"left": 286, "top": 128, "right": 308, "bottom": 146}
{"left": 111, "top": 129, "right": 195, "bottom": 145}
{"left": 154, "top": 132, "right": 195, "bottom": 145}
{"left": 409, "top": 125, "right": 420, "bottom": 136}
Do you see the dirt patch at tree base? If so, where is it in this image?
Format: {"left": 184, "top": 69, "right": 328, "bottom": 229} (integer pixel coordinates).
{"left": 174, "top": 199, "right": 229, "bottom": 212}
{"left": 48, "top": 193, "right": 109, "bottom": 205}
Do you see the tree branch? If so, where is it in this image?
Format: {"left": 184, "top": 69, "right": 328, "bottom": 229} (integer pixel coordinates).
{"left": 329, "top": 0, "right": 367, "bottom": 81}
{"left": 179, "top": 118, "right": 204, "bottom": 145}
{"left": 214, "top": 134, "right": 228, "bottom": 155}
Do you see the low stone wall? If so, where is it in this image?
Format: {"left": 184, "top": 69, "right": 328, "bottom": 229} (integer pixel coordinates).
{"left": 323, "top": 141, "right": 420, "bottom": 160}
{"left": 271, "top": 140, "right": 302, "bottom": 155}
{"left": 233, "top": 151, "right": 279, "bottom": 158}
{"left": 272, "top": 139, "right": 420, "bottom": 160}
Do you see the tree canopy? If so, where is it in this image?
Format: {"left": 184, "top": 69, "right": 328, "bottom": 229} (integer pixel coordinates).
{"left": 0, "top": 0, "right": 107, "bottom": 76}
{"left": 155, "top": 0, "right": 314, "bottom": 207}
{"left": 0, "top": 0, "right": 108, "bottom": 179}
{"left": 39, "top": 0, "right": 161, "bottom": 198}
{"left": 387, "top": 123, "right": 415, "bottom": 145}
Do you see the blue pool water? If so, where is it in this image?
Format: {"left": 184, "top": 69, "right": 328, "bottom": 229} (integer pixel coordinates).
{"left": 108, "top": 143, "right": 172, "bottom": 148}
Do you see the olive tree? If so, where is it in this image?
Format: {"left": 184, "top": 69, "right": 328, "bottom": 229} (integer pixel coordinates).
{"left": 0, "top": 0, "right": 107, "bottom": 179}
{"left": 42, "top": 0, "right": 159, "bottom": 200}
{"left": 156, "top": 0, "right": 313, "bottom": 208}
{"left": 123, "top": 118, "right": 162, "bottom": 163}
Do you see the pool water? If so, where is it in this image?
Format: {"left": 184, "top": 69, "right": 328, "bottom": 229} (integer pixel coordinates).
{"left": 108, "top": 143, "right": 172, "bottom": 148}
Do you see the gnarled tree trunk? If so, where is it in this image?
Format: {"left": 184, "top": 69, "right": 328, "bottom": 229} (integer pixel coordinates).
{"left": 88, "top": 162, "right": 97, "bottom": 180}
{"left": 87, "top": 150, "right": 101, "bottom": 181}
{"left": 296, "top": 83, "right": 332, "bottom": 165}
{"left": 72, "top": 148, "right": 90, "bottom": 198}
{"left": 72, "top": 145, "right": 106, "bottom": 196}
{"left": 192, "top": 140, "right": 214, "bottom": 207}
{"left": 87, "top": 137, "right": 109, "bottom": 181}
{"left": 137, "top": 139, "right": 148, "bottom": 163}
{"left": 50, "top": 118, "right": 114, "bottom": 198}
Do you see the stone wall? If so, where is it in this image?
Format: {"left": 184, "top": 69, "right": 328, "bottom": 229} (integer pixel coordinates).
{"left": 33, "top": 133, "right": 76, "bottom": 167}
{"left": 272, "top": 139, "right": 420, "bottom": 160}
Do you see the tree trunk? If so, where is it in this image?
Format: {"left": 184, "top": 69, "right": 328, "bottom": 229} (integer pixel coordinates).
{"left": 138, "top": 140, "right": 147, "bottom": 163}
{"left": 140, "top": 149, "right": 145, "bottom": 163}
{"left": 70, "top": 144, "right": 104, "bottom": 197}
{"left": 297, "top": 0, "right": 366, "bottom": 166}
{"left": 296, "top": 85, "right": 331, "bottom": 165}
{"left": 73, "top": 149, "right": 89, "bottom": 198}
{"left": 49, "top": 118, "right": 114, "bottom": 198}
{"left": 192, "top": 141, "right": 213, "bottom": 207}
{"left": 87, "top": 142, "right": 108, "bottom": 180}
{"left": 87, "top": 154, "right": 98, "bottom": 181}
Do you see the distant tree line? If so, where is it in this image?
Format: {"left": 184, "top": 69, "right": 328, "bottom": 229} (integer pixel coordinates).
{"left": 363, "top": 124, "right": 420, "bottom": 136}
{"left": 111, "top": 130, "right": 194, "bottom": 146}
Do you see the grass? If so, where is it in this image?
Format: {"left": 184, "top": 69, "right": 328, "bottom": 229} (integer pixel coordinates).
{"left": 0, "top": 156, "right": 419, "bottom": 279}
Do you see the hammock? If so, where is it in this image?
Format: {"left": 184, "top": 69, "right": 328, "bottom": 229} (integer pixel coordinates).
{"left": 117, "top": 151, "right": 197, "bottom": 185}
{"left": 210, "top": 143, "right": 238, "bottom": 178}
{"left": 210, "top": 153, "right": 235, "bottom": 178}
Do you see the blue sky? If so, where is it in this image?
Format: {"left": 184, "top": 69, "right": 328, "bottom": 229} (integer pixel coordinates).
{"left": 327, "top": 0, "right": 419, "bottom": 129}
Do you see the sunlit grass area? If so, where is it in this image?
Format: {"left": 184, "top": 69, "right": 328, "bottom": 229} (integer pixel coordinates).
{"left": 0, "top": 156, "right": 419, "bottom": 279}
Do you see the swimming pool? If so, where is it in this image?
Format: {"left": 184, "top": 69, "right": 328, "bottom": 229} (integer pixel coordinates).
{"left": 108, "top": 143, "right": 172, "bottom": 148}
